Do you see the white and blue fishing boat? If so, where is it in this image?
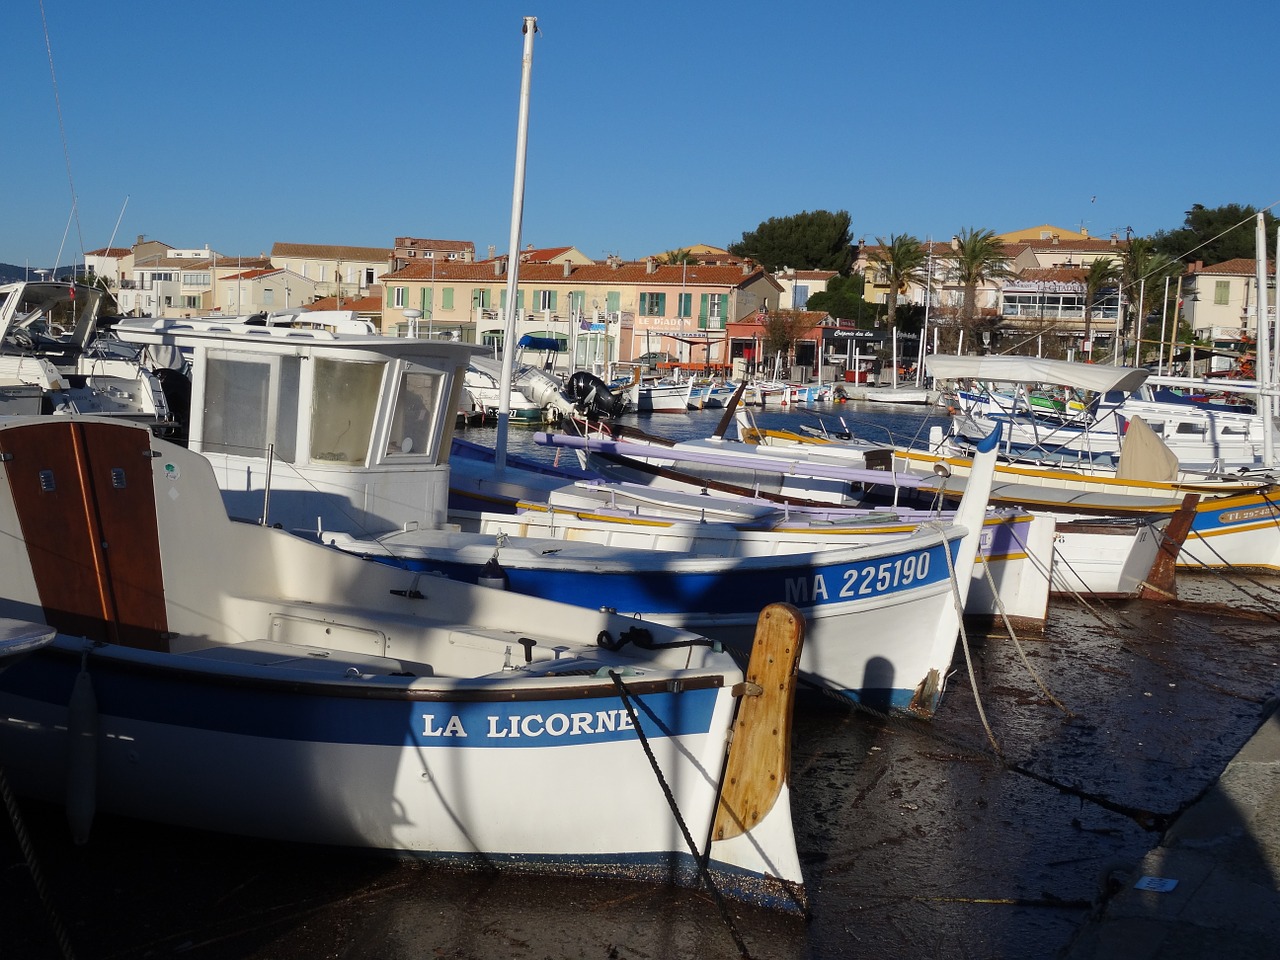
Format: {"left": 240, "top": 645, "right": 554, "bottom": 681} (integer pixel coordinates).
{"left": 111, "top": 317, "right": 1002, "bottom": 715}
{"left": 0, "top": 415, "right": 807, "bottom": 910}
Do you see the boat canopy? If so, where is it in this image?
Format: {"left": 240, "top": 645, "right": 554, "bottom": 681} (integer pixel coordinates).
{"left": 924, "top": 355, "right": 1150, "bottom": 394}
{"left": 517, "top": 334, "right": 560, "bottom": 352}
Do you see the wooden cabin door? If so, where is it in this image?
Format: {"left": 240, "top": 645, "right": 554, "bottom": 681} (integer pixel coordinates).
{"left": 0, "top": 420, "right": 168, "bottom": 650}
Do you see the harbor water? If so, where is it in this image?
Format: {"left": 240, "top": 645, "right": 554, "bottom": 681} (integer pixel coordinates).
{"left": 4, "top": 401, "right": 1279, "bottom": 959}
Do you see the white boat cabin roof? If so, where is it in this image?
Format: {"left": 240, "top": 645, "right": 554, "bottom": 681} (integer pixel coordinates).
{"left": 925, "top": 354, "right": 1150, "bottom": 395}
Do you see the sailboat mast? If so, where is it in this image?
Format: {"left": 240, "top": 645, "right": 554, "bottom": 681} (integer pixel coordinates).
{"left": 1256, "top": 214, "right": 1274, "bottom": 467}
{"left": 495, "top": 15, "right": 537, "bottom": 472}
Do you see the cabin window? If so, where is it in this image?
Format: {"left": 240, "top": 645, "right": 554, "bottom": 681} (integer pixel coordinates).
{"left": 202, "top": 354, "right": 299, "bottom": 462}
{"left": 311, "top": 358, "right": 384, "bottom": 465}
{"left": 386, "top": 369, "right": 441, "bottom": 457}
{"left": 1175, "top": 422, "right": 1207, "bottom": 435}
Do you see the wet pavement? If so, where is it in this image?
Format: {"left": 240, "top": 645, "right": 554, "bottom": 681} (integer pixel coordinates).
{"left": 3, "top": 570, "right": 1278, "bottom": 959}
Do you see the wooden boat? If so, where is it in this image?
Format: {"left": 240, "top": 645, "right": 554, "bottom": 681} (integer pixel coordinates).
{"left": 108, "top": 318, "right": 1000, "bottom": 714}
{"left": 0, "top": 415, "right": 807, "bottom": 910}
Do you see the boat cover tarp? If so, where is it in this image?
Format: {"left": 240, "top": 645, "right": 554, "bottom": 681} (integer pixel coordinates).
{"left": 1115, "top": 415, "right": 1180, "bottom": 482}
{"left": 925, "top": 355, "right": 1149, "bottom": 394}
{"left": 517, "top": 335, "right": 560, "bottom": 352}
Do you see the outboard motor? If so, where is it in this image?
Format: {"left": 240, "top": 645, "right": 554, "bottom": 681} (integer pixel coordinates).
{"left": 564, "top": 371, "right": 628, "bottom": 419}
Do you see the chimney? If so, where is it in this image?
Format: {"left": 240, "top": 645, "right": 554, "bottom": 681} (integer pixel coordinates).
{"left": 494, "top": 257, "right": 506, "bottom": 276}
{"left": 487, "top": 245, "right": 496, "bottom": 259}
{"left": 741, "top": 261, "right": 751, "bottom": 275}
{"left": 1051, "top": 235, "right": 1059, "bottom": 245}
{"left": 950, "top": 236, "right": 959, "bottom": 251}
{"left": 1109, "top": 234, "right": 1118, "bottom": 246}
{"left": 609, "top": 255, "right": 620, "bottom": 270}
{"left": 1081, "top": 227, "right": 1089, "bottom": 238}
{"left": 562, "top": 260, "right": 572, "bottom": 277}
{"left": 645, "top": 256, "right": 657, "bottom": 274}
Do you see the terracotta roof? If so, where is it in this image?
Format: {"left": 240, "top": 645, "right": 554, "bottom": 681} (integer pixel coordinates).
{"left": 1019, "top": 237, "right": 1128, "bottom": 253}
{"left": 383, "top": 261, "right": 773, "bottom": 289}
{"left": 271, "top": 242, "right": 391, "bottom": 261}
{"left": 785, "top": 270, "right": 838, "bottom": 281}
{"left": 222, "top": 268, "right": 282, "bottom": 281}
{"left": 395, "top": 237, "right": 474, "bottom": 252}
{"left": 1197, "top": 258, "right": 1276, "bottom": 275}
{"left": 86, "top": 247, "right": 131, "bottom": 258}
{"left": 518, "top": 246, "right": 572, "bottom": 262}
{"left": 136, "top": 255, "right": 271, "bottom": 270}
{"left": 307, "top": 294, "right": 382, "bottom": 312}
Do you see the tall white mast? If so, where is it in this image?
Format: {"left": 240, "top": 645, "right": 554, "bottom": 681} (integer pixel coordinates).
{"left": 1255, "top": 214, "right": 1273, "bottom": 467}
{"left": 495, "top": 15, "right": 537, "bottom": 471}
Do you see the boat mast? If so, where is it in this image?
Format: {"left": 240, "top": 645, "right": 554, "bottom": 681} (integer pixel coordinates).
{"left": 1256, "top": 214, "right": 1274, "bottom": 467}
{"left": 495, "top": 15, "right": 537, "bottom": 471}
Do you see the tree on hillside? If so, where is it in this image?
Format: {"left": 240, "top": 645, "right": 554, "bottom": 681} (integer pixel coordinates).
{"left": 950, "top": 227, "right": 1013, "bottom": 350}
{"left": 1082, "top": 257, "right": 1121, "bottom": 361}
{"left": 728, "top": 210, "right": 855, "bottom": 273}
{"left": 868, "top": 235, "right": 929, "bottom": 386}
{"left": 1151, "top": 203, "right": 1278, "bottom": 265}
{"left": 806, "top": 273, "right": 874, "bottom": 325}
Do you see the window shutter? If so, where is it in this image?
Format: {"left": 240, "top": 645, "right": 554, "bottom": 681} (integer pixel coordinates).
{"left": 699, "top": 293, "right": 709, "bottom": 320}
{"left": 606, "top": 291, "right": 620, "bottom": 313}
{"left": 549, "top": 291, "right": 558, "bottom": 312}
{"left": 442, "top": 288, "right": 454, "bottom": 310}
{"left": 719, "top": 294, "right": 729, "bottom": 319}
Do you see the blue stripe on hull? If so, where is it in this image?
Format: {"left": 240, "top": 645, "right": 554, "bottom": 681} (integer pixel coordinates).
{"left": 0, "top": 653, "right": 719, "bottom": 748}
{"left": 384, "top": 540, "right": 959, "bottom": 615}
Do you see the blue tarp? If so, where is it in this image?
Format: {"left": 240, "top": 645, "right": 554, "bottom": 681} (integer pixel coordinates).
{"left": 517, "top": 335, "right": 560, "bottom": 352}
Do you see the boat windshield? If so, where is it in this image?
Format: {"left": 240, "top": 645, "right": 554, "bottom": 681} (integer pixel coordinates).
{"left": 311, "top": 358, "right": 383, "bottom": 465}
{"left": 385, "top": 368, "right": 441, "bottom": 458}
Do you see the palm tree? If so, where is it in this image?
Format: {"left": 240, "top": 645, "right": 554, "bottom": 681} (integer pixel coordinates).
{"left": 1082, "top": 257, "right": 1121, "bottom": 361}
{"left": 868, "top": 234, "right": 929, "bottom": 385}
{"left": 950, "top": 227, "right": 1012, "bottom": 352}
{"left": 658, "top": 248, "right": 697, "bottom": 266}
{"left": 1121, "top": 238, "right": 1183, "bottom": 364}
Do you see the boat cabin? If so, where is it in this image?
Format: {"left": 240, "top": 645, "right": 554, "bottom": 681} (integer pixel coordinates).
{"left": 114, "top": 318, "right": 478, "bottom": 537}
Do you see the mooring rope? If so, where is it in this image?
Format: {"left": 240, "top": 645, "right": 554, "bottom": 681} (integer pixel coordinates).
{"left": 608, "top": 671, "right": 751, "bottom": 959}
{"left": 933, "top": 522, "right": 1002, "bottom": 757}
{"left": 0, "top": 765, "right": 77, "bottom": 959}
{"left": 976, "top": 550, "right": 1073, "bottom": 716}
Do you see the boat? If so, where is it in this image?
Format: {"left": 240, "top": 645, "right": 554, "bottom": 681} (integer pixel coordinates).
{"left": 0, "top": 414, "right": 807, "bottom": 910}
{"left": 463, "top": 358, "right": 548, "bottom": 423}
{"left": 620, "top": 373, "right": 689, "bottom": 413}
{"left": 686, "top": 379, "right": 739, "bottom": 410}
{"left": 0, "top": 619, "right": 56, "bottom": 673}
{"left": 109, "top": 317, "right": 1001, "bottom": 713}
{"left": 928, "top": 354, "right": 1280, "bottom": 474}
{"left": 0, "top": 279, "right": 176, "bottom": 433}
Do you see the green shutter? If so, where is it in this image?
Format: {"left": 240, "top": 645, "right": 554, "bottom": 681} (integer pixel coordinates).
{"left": 657, "top": 293, "right": 666, "bottom": 316}
{"left": 442, "top": 288, "right": 453, "bottom": 310}
{"left": 517, "top": 289, "right": 525, "bottom": 311}
{"left": 549, "top": 291, "right": 558, "bottom": 312}
{"left": 606, "top": 291, "right": 619, "bottom": 313}
{"left": 719, "top": 294, "right": 729, "bottom": 320}
{"left": 699, "top": 293, "right": 709, "bottom": 320}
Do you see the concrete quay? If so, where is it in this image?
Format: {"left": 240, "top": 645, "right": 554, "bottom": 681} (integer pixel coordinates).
{"left": 1060, "top": 699, "right": 1280, "bottom": 958}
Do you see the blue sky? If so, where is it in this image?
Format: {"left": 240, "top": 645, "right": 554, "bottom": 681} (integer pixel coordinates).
{"left": 4, "top": 0, "right": 1277, "bottom": 270}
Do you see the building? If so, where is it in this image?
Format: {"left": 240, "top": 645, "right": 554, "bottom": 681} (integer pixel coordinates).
{"left": 775, "top": 269, "right": 837, "bottom": 310}
{"left": 379, "top": 256, "right": 781, "bottom": 371}
{"left": 219, "top": 268, "right": 318, "bottom": 316}
{"left": 1180, "top": 258, "right": 1277, "bottom": 350}
{"left": 391, "top": 237, "right": 476, "bottom": 272}
{"left": 269, "top": 242, "right": 391, "bottom": 301}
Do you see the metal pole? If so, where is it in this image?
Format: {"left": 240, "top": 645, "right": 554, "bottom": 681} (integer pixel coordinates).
{"left": 1158, "top": 276, "right": 1170, "bottom": 375}
{"left": 1254, "top": 215, "right": 1273, "bottom": 466}
{"left": 495, "top": 16, "right": 537, "bottom": 471}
